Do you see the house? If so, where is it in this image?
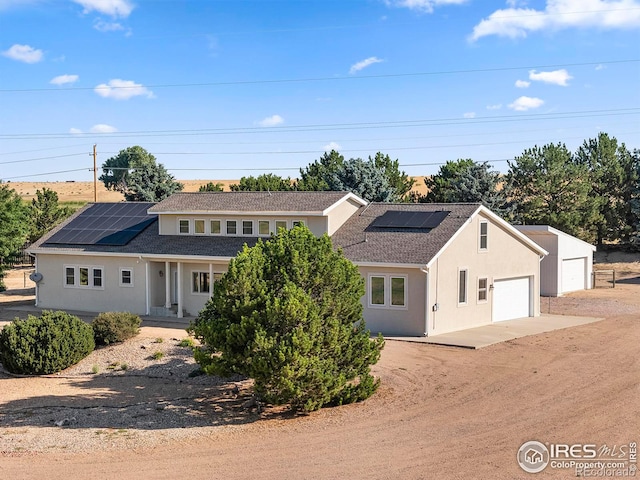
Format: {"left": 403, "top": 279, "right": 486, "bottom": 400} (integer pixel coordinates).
{"left": 29, "top": 191, "right": 548, "bottom": 336}
{"left": 515, "top": 225, "right": 596, "bottom": 297}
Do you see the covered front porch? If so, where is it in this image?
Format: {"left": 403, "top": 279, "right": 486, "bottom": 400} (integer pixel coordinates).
{"left": 145, "top": 259, "right": 229, "bottom": 318}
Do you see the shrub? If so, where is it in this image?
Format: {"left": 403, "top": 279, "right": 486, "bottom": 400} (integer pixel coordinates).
{"left": 190, "top": 226, "right": 384, "bottom": 413}
{"left": 0, "top": 310, "right": 95, "bottom": 375}
{"left": 92, "top": 312, "right": 141, "bottom": 346}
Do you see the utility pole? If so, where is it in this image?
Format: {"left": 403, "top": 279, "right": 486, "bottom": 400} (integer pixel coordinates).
{"left": 92, "top": 144, "right": 97, "bottom": 202}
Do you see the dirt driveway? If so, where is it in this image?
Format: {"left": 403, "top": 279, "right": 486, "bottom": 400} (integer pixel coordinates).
{"left": 1, "top": 263, "right": 639, "bottom": 479}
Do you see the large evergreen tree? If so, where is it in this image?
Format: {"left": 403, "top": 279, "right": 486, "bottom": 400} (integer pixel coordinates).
{"left": 122, "top": 163, "right": 184, "bottom": 202}
{"left": 326, "top": 158, "right": 398, "bottom": 202}
{"left": 296, "top": 150, "right": 345, "bottom": 191}
{"left": 575, "top": 132, "right": 636, "bottom": 245}
{"left": 423, "top": 159, "right": 476, "bottom": 202}
{"left": 189, "top": 226, "right": 384, "bottom": 413}
{"left": 630, "top": 149, "right": 640, "bottom": 249}
{"left": 0, "top": 183, "right": 29, "bottom": 291}
{"left": 505, "top": 143, "right": 601, "bottom": 242}
{"left": 369, "top": 152, "right": 415, "bottom": 201}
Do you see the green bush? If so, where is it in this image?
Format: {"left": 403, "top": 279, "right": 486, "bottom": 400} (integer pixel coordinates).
{"left": 0, "top": 310, "right": 95, "bottom": 375}
{"left": 92, "top": 312, "right": 141, "bottom": 346}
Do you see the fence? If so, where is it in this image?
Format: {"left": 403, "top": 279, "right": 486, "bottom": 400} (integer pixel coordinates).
{"left": 2, "top": 243, "right": 34, "bottom": 268}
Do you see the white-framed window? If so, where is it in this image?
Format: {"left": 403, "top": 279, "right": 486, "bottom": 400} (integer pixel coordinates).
{"left": 194, "top": 219, "right": 205, "bottom": 234}
{"left": 275, "top": 220, "right": 287, "bottom": 232}
{"left": 477, "top": 277, "right": 488, "bottom": 303}
{"left": 479, "top": 221, "right": 488, "bottom": 251}
{"left": 368, "top": 274, "right": 407, "bottom": 309}
{"left": 242, "top": 220, "right": 253, "bottom": 235}
{"left": 64, "top": 265, "right": 104, "bottom": 289}
{"left": 258, "top": 220, "right": 270, "bottom": 236}
{"left": 210, "top": 220, "right": 221, "bottom": 235}
{"left": 458, "top": 269, "right": 468, "bottom": 305}
{"left": 120, "top": 268, "right": 133, "bottom": 287}
{"left": 292, "top": 220, "right": 305, "bottom": 228}
{"left": 226, "top": 220, "right": 237, "bottom": 235}
{"left": 178, "top": 219, "right": 190, "bottom": 234}
{"left": 192, "top": 271, "right": 210, "bottom": 295}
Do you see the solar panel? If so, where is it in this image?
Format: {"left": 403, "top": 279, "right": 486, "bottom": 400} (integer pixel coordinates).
{"left": 46, "top": 202, "right": 156, "bottom": 246}
{"left": 372, "top": 210, "right": 449, "bottom": 229}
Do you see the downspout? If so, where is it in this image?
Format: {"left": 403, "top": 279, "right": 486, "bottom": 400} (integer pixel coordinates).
{"left": 34, "top": 255, "right": 38, "bottom": 307}
{"left": 420, "top": 266, "right": 429, "bottom": 336}
{"left": 144, "top": 258, "right": 150, "bottom": 316}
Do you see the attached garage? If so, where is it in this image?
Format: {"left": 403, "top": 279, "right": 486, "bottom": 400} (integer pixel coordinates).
{"left": 515, "top": 225, "right": 596, "bottom": 297}
{"left": 492, "top": 277, "right": 531, "bottom": 322}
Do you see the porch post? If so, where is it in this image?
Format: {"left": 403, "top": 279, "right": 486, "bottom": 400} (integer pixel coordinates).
{"left": 164, "top": 261, "right": 171, "bottom": 308}
{"left": 177, "top": 261, "right": 183, "bottom": 318}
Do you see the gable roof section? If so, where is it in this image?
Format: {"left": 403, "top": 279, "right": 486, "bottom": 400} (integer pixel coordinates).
{"left": 331, "top": 203, "right": 480, "bottom": 266}
{"left": 147, "top": 191, "right": 366, "bottom": 216}
{"left": 514, "top": 225, "right": 596, "bottom": 251}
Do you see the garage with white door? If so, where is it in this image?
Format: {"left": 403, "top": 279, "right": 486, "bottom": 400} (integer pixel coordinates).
{"left": 492, "top": 277, "right": 531, "bottom": 322}
{"left": 515, "top": 225, "right": 596, "bottom": 297}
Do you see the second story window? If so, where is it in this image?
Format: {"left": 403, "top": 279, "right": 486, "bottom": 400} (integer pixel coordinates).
{"left": 226, "top": 220, "right": 237, "bottom": 235}
{"left": 243, "top": 220, "right": 253, "bottom": 235}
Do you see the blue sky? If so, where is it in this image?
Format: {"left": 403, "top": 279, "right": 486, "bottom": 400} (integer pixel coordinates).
{"left": 1, "top": 0, "right": 639, "bottom": 183}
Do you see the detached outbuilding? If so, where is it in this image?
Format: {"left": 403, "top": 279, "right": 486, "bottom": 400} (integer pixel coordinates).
{"left": 515, "top": 225, "right": 596, "bottom": 297}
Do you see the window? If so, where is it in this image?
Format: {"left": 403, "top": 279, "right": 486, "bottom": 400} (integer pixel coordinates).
{"left": 92, "top": 268, "right": 102, "bottom": 287}
{"left": 79, "top": 267, "right": 89, "bottom": 286}
{"left": 275, "top": 220, "right": 287, "bottom": 232}
{"left": 369, "top": 274, "right": 407, "bottom": 309}
{"left": 65, "top": 267, "right": 75, "bottom": 286}
{"left": 292, "top": 220, "right": 305, "bottom": 228}
{"left": 64, "top": 265, "right": 104, "bottom": 289}
{"left": 210, "top": 220, "right": 221, "bottom": 234}
{"left": 194, "top": 219, "right": 205, "bottom": 234}
{"left": 179, "top": 219, "right": 190, "bottom": 234}
{"left": 242, "top": 220, "right": 253, "bottom": 235}
{"left": 192, "top": 271, "right": 210, "bottom": 294}
{"left": 391, "top": 277, "right": 406, "bottom": 307}
{"left": 479, "top": 221, "right": 488, "bottom": 251}
{"left": 458, "top": 269, "right": 468, "bottom": 305}
{"left": 258, "top": 220, "right": 270, "bottom": 236}
{"left": 120, "top": 268, "right": 133, "bottom": 287}
{"left": 478, "top": 277, "right": 488, "bottom": 302}
{"left": 226, "top": 220, "right": 237, "bottom": 235}
{"left": 370, "top": 276, "right": 385, "bottom": 305}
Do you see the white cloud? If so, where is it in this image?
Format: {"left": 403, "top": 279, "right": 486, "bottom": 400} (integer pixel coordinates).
{"left": 72, "top": 0, "right": 134, "bottom": 17}
{"left": 257, "top": 115, "right": 284, "bottom": 127}
{"left": 515, "top": 79, "right": 530, "bottom": 88}
{"left": 90, "top": 124, "right": 117, "bottom": 133}
{"left": 595, "top": 64, "right": 606, "bottom": 70}
{"left": 93, "top": 19, "right": 125, "bottom": 32}
{"left": 2, "top": 44, "right": 43, "bottom": 63}
{"left": 324, "top": 142, "right": 342, "bottom": 151}
{"left": 470, "top": 0, "right": 640, "bottom": 41}
{"left": 529, "top": 68, "right": 572, "bottom": 86}
{"left": 94, "top": 79, "right": 155, "bottom": 100}
{"left": 69, "top": 127, "right": 83, "bottom": 134}
{"left": 349, "top": 56, "right": 384, "bottom": 74}
{"left": 508, "top": 96, "right": 544, "bottom": 111}
{"left": 463, "top": 112, "right": 476, "bottom": 118}
{"left": 486, "top": 103, "right": 503, "bottom": 110}
{"left": 384, "top": 0, "right": 468, "bottom": 13}
{"left": 50, "top": 74, "right": 79, "bottom": 85}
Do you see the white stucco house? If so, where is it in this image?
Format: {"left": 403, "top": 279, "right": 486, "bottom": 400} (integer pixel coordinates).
{"left": 29, "top": 191, "right": 548, "bottom": 336}
{"left": 515, "top": 225, "right": 596, "bottom": 297}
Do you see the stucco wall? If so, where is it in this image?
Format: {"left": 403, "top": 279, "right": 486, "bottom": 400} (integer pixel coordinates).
{"left": 327, "top": 198, "right": 363, "bottom": 236}
{"left": 35, "top": 253, "right": 148, "bottom": 315}
{"left": 427, "top": 213, "right": 542, "bottom": 336}
{"left": 358, "top": 265, "right": 427, "bottom": 336}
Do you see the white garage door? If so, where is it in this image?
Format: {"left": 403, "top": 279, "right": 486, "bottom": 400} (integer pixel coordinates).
{"left": 492, "top": 277, "right": 530, "bottom": 322}
{"left": 562, "top": 257, "right": 586, "bottom": 293}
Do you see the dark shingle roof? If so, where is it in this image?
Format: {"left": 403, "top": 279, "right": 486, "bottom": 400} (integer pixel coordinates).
{"left": 148, "top": 191, "right": 358, "bottom": 214}
{"left": 331, "top": 203, "right": 480, "bottom": 265}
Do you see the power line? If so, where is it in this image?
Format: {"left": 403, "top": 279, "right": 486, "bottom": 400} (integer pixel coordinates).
{"left": 3, "top": 168, "right": 90, "bottom": 180}
{"left": 1, "top": 59, "right": 637, "bottom": 94}
{"left": 2, "top": 108, "right": 638, "bottom": 140}
{"left": 0, "top": 152, "right": 87, "bottom": 165}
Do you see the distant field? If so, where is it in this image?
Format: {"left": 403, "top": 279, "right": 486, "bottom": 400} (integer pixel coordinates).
{"left": 9, "top": 177, "right": 428, "bottom": 203}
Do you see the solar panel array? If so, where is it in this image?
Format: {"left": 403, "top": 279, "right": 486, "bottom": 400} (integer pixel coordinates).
{"left": 371, "top": 210, "right": 450, "bottom": 229}
{"left": 46, "top": 203, "right": 157, "bottom": 246}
